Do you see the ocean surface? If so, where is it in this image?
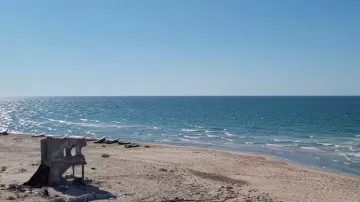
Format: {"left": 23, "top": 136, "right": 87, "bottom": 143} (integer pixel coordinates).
{"left": 1, "top": 96, "right": 360, "bottom": 176}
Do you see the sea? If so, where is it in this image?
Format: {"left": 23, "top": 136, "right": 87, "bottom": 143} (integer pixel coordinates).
{"left": 1, "top": 96, "right": 360, "bottom": 176}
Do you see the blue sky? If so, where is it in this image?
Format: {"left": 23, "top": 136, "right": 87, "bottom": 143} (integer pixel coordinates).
{"left": 0, "top": 0, "right": 359, "bottom": 96}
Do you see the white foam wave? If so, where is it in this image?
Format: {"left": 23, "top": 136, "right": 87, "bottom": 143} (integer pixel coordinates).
{"left": 59, "top": 120, "right": 71, "bottom": 124}
{"left": 245, "top": 142, "right": 253, "bottom": 145}
{"left": 80, "top": 118, "right": 88, "bottom": 121}
{"left": 205, "top": 130, "right": 218, "bottom": 133}
{"left": 182, "top": 129, "right": 201, "bottom": 132}
{"left": 273, "top": 138, "right": 290, "bottom": 142}
{"left": 315, "top": 157, "right": 320, "bottom": 160}
{"left": 184, "top": 135, "right": 200, "bottom": 139}
{"left": 179, "top": 138, "right": 192, "bottom": 142}
{"left": 350, "top": 152, "right": 360, "bottom": 157}
{"left": 344, "top": 155, "right": 352, "bottom": 161}
{"left": 349, "top": 147, "right": 357, "bottom": 152}
{"left": 266, "top": 143, "right": 283, "bottom": 147}
{"left": 301, "top": 147, "right": 322, "bottom": 151}
{"left": 86, "top": 131, "right": 95, "bottom": 136}
{"left": 207, "top": 134, "right": 219, "bottom": 138}
{"left": 155, "top": 139, "right": 172, "bottom": 142}
{"left": 221, "top": 137, "right": 234, "bottom": 142}
{"left": 224, "top": 132, "right": 235, "bottom": 136}
{"left": 339, "top": 153, "right": 360, "bottom": 163}
{"left": 343, "top": 162, "right": 350, "bottom": 165}
{"left": 47, "top": 118, "right": 139, "bottom": 129}
{"left": 192, "top": 125, "right": 205, "bottom": 129}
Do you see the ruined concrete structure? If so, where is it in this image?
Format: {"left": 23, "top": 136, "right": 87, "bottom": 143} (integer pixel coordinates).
{"left": 25, "top": 136, "right": 87, "bottom": 187}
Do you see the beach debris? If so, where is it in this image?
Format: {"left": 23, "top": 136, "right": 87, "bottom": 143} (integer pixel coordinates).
{"left": 118, "top": 192, "right": 134, "bottom": 196}
{"left": 105, "top": 138, "right": 119, "bottom": 144}
{"left": 7, "top": 183, "right": 25, "bottom": 192}
{"left": 144, "top": 145, "right": 150, "bottom": 148}
{"left": 39, "top": 187, "right": 49, "bottom": 197}
{"left": 24, "top": 136, "right": 87, "bottom": 187}
{"left": 85, "top": 137, "right": 98, "bottom": 141}
{"left": 101, "top": 153, "right": 110, "bottom": 158}
{"left": 0, "top": 130, "right": 8, "bottom": 135}
{"left": 94, "top": 136, "right": 106, "bottom": 143}
{"left": 118, "top": 141, "right": 131, "bottom": 145}
{"left": 5, "top": 196, "right": 16, "bottom": 200}
{"left": 162, "top": 197, "right": 187, "bottom": 202}
{"left": 32, "top": 133, "right": 45, "bottom": 138}
{"left": 159, "top": 168, "right": 168, "bottom": 172}
{"left": 18, "top": 168, "right": 27, "bottom": 173}
{"left": 91, "top": 167, "right": 96, "bottom": 170}
{"left": 53, "top": 192, "right": 117, "bottom": 202}
{"left": 124, "top": 143, "right": 139, "bottom": 148}
{"left": 1, "top": 166, "right": 7, "bottom": 172}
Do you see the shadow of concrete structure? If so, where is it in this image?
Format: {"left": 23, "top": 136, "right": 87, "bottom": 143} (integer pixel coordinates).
{"left": 54, "top": 180, "right": 113, "bottom": 197}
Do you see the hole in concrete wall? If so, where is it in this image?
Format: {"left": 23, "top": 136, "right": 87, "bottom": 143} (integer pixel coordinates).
{"left": 71, "top": 147, "right": 76, "bottom": 156}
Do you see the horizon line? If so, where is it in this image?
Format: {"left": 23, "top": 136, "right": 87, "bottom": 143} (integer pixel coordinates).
{"left": 1, "top": 95, "right": 360, "bottom": 97}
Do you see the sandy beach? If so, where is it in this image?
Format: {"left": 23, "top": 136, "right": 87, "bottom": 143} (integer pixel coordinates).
{"left": 0, "top": 133, "right": 359, "bottom": 202}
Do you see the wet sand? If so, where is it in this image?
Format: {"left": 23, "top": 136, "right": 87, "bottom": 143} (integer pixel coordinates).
{"left": 0, "top": 133, "right": 359, "bottom": 202}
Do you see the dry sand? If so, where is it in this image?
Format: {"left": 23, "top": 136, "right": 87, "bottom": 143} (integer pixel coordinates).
{"left": 0, "top": 133, "right": 359, "bottom": 202}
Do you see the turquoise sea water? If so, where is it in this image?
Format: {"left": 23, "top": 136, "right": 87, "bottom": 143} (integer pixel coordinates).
{"left": 1, "top": 96, "right": 360, "bottom": 175}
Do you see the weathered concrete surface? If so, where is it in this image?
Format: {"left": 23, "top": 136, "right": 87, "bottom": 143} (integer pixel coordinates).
{"left": 25, "top": 136, "right": 87, "bottom": 186}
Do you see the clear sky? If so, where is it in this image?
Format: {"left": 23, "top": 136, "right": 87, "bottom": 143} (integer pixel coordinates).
{"left": 0, "top": 0, "right": 359, "bottom": 96}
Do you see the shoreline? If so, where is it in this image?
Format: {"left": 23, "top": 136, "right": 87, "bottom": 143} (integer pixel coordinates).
{"left": 1, "top": 133, "right": 360, "bottom": 201}
{"left": 146, "top": 141, "right": 360, "bottom": 180}
{"left": 7, "top": 132, "right": 360, "bottom": 179}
